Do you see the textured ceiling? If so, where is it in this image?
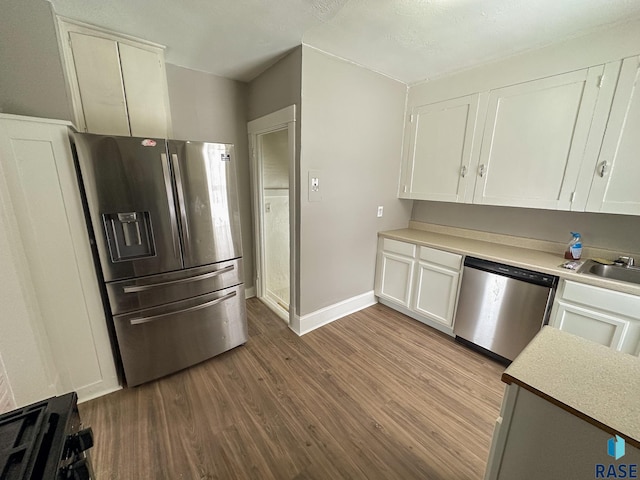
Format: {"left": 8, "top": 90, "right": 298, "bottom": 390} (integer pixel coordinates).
{"left": 48, "top": 0, "right": 640, "bottom": 84}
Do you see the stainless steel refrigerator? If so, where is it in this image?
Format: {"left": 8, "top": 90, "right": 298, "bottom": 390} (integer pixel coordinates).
{"left": 72, "top": 133, "right": 248, "bottom": 386}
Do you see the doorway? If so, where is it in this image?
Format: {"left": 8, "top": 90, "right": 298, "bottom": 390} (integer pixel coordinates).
{"left": 247, "top": 106, "right": 296, "bottom": 323}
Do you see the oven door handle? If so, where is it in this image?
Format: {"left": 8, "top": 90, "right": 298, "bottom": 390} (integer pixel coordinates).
{"left": 122, "top": 265, "right": 235, "bottom": 293}
{"left": 129, "top": 291, "right": 237, "bottom": 325}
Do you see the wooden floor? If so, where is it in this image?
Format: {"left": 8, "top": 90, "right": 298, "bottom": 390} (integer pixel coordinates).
{"left": 80, "top": 299, "right": 506, "bottom": 479}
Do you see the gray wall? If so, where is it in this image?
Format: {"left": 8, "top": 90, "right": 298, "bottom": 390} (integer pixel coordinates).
{"left": 248, "top": 47, "right": 303, "bottom": 315}
{"left": 165, "top": 64, "right": 254, "bottom": 289}
{"left": 247, "top": 47, "right": 302, "bottom": 122}
{"left": 0, "top": 0, "right": 71, "bottom": 120}
{"left": 412, "top": 201, "right": 640, "bottom": 254}
{"left": 299, "top": 46, "right": 412, "bottom": 316}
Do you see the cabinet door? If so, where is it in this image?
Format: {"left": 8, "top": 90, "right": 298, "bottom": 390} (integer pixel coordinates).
{"left": 0, "top": 117, "right": 119, "bottom": 401}
{"left": 403, "top": 95, "right": 479, "bottom": 202}
{"left": 586, "top": 56, "right": 640, "bottom": 215}
{"left": 413, "top": 261, "right": 460, "bottom": 326}
{"left": 377, "top": 252, "right": 415, "bottom": 308}
{"left": 68, "top": 32, "right": 131, "bottom": 136}
{"left": 119, "top": 43, "right": 170, "bottom": 138}
{"left": 552, "top": 300, "right": 628, "bottom": 350}
{"left": 473, "top": 67, "right": 604, "bottom": 210}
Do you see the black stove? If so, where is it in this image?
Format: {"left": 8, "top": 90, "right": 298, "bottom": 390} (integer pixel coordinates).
{"left": 0, "top": 393, "right": 94, "bottom": 480}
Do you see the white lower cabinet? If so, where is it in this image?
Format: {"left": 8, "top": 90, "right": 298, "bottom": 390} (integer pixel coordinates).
{"left": 413, "top": 247, "right": 461, "bottom": 327}
{"left": 375, "top": 238, "right": 462, "bottom": 334}
{"left": 550, "top": 280, "right": 640, "bottom": 355}
{"left": 376, "top": 239, "right": 416, "bottom": 308}
{"left": 485, "top": 384, "right": 640, "bottom": 480}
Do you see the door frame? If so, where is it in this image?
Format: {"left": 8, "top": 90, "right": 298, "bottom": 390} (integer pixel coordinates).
{"left": 247, "top": 105, "right": 296, "bottom": 324}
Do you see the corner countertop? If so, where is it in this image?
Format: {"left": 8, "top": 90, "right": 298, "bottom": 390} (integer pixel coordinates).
{"left": 502, "top": 326, "right": 640, "bottom": 448}
{"left": 378, "top": 225, "right": 640, "bottom": 297}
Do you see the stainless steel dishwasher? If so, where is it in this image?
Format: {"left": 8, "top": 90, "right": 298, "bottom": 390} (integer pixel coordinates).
{"left": 453, "top": 256, "right": 558, "bottom": 362}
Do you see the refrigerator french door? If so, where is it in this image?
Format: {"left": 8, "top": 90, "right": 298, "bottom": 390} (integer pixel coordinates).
{"left": 73, "top": 134, "right": 247, "bottom": 386}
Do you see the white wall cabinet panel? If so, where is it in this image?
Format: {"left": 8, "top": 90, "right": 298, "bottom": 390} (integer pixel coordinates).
{"left": 402, "top": 94, "right": 480, "bottom": 202}
{"left": 69, "top": 32, "right": 130, "bottom": 136}
{"left": 59, "top": 19, "right": 171, "bottom": 138}
{"left": 0, "top": 115, "right": 119, "bottom": 403}
{"left": 473, "top": 67, "right": 605, "bottom": 210}
{"left": 586, "top": 56, "right": 640, "bottom": 215}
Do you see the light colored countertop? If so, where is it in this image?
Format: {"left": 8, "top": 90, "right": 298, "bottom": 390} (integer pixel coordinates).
{"left": 502, "top": 326, "right": 640, "bottom": 448}
{"left": 379, "top": 223, "right": 640, "bottom": 296}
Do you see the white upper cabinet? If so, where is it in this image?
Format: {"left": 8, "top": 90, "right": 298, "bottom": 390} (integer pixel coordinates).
{"left": 58, "top": 19, "right": 172, "bottom": 138}
{"left": 119, "top": 43, "right": 172, "bottom": 138}
{"left": 68, "top": 32, "right": 130, "bottom": 136}
{"left": 472, "top": 67, "right": 608, "bottom": 210}
{"left": 585, "top": 56, "right": 640, "bottom": 215}
{"left": 401, "top": 94, "right": 480, "bottom": 203}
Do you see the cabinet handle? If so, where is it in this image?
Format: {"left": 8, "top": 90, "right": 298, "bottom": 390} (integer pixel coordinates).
{"left": 479, "top": 164, "right": 486, "bottom": 177}
{"left": 599, "top": 161, "right": 609, "bottom": 178}
{"left": 460, "top": 166, "right": 467, "bottom": 178}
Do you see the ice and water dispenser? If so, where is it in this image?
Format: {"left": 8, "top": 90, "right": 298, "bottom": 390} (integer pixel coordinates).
{"left": 103, "top": 211, "right": 156, "bottom": 262}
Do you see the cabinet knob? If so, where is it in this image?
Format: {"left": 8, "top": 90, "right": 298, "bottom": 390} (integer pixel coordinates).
{"left": 599, "top": 160, "right": 609, "bottom": 177}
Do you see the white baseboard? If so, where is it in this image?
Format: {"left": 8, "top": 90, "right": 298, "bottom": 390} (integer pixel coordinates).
{"left": 245, "top": 286, "right": 256, "bottom": 299}
{"left": 377, "top": 298, "right": 454, "bottom": 337}
{"left": 294, "top": 291, "right": 377, "bottom": 336}
{"left": 77, "top": 384, "right": 122, "bottom": 404}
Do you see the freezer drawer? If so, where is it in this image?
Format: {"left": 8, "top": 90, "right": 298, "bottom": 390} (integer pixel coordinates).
{"left": 113, "top": 284, "right": 247, "bottom": 386}
{"left": 106, "top": 258, "right": 243, "bottom": 314}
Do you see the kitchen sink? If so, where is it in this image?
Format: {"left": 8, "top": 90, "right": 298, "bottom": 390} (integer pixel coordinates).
{"left": 578, "top": 259, "right": 640, "bottom": 285}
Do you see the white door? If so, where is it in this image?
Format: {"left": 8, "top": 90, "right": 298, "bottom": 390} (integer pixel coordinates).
{"left": 473, "top": 67, "right": 604, "bottom": 210}
{"left": 413, "top": 261, "right": 460, "bottom": 327}
{"left": 586, "top": 56, "right": 640, "bottom": 215}
{"left": 378, "top": 252, "right": 415, "bottom": 308}
{"left": 69, "top": 32, "right": 131, "bottom": 136}
{"left": 248, "top": 106, "right": 296, "bottom": 325}
{"left": 553, "top": 301, "right": 628, "bottom": 350}
{"left": 405, "top": 94, "right": 480, "bottom": 202}
{"left": 260, "top": 129, "right": 290, "bottom": 315}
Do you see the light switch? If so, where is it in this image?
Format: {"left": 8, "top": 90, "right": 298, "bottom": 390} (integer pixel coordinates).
{"left": 308, "top": 170, "right": 322, "bottom": 202}
{"left": 377, "top": 206, "right": 384, "bottom": 217}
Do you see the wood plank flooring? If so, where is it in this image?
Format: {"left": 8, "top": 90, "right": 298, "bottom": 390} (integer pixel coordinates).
{"left": 79, "top": 299, "right": 506, "bottom": 479}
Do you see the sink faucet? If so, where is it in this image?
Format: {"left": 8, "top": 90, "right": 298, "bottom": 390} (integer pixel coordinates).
{"left": 617, "top": 256, "right": 635, "bottom": 267}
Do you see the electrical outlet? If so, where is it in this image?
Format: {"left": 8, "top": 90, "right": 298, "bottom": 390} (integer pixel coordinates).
{"left": 377, "top": 206, "right": 384, "bottom": 217}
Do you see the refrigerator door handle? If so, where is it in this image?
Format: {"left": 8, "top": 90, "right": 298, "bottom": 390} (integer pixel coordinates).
{"left": 170, "top": 153, "right": 191, "bottom": 256}
{"left": 129, "top": 291, "right": 237, "bottom": 325}
{"left": 161, "top": 152, "right": 182, "bottom": 262}
{"left": 122, "top": 264, "right": 235, "bottom": 293}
